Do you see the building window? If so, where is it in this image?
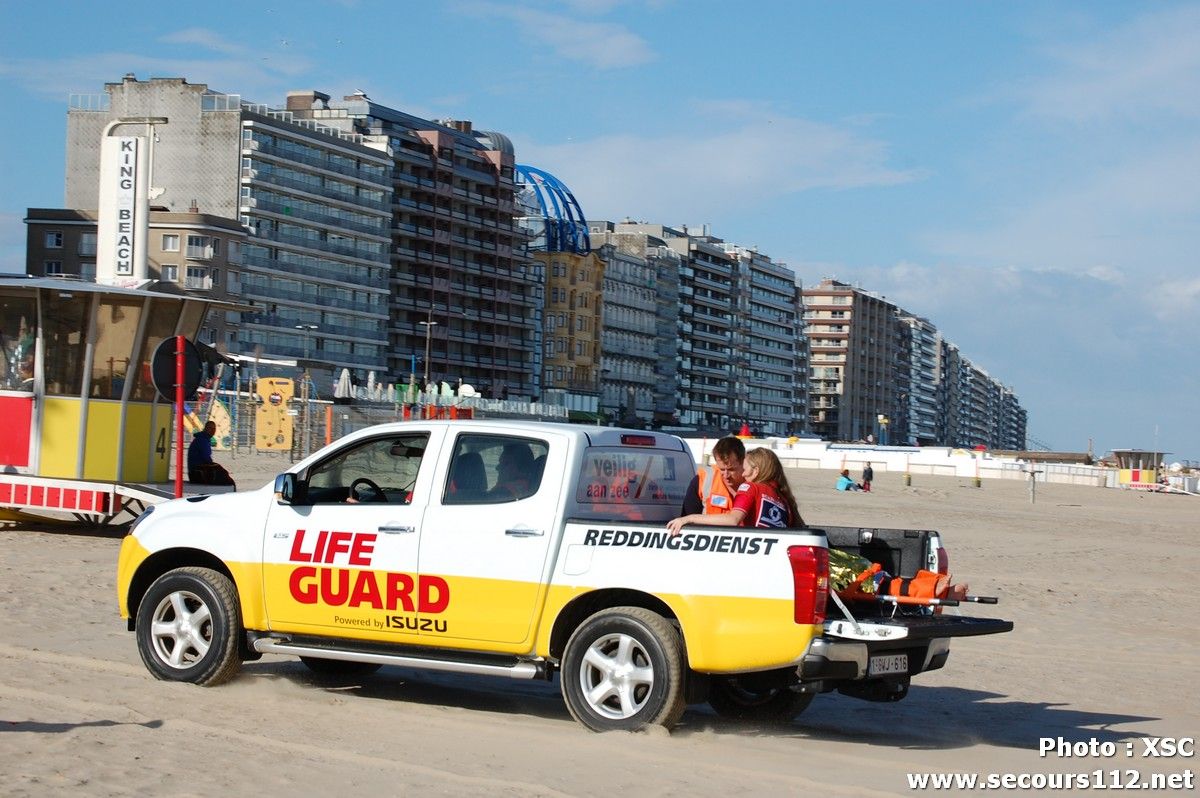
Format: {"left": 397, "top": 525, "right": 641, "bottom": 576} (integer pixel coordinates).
{"left": 161, "top": 264, "right": 178, "bottom": 282}
{"left": 44, "top": 260, "right": 63, "bottom": 275}
{"left": 45, "top": 231, "right": 63, "bottom": 249}
{"left": 186, "top": 266, "right": 210, "bottom": 289}
{"left": 187, "top": 235, "right": 213, "bottom": 259}
{"left": 162, "top": 234, "right": 180, "bottom": 252}
{"left": 78, "top": 232, "right": 97, "bottom": 256}
{"left": 80, "top": 262, "right": 96, "bottom": 281}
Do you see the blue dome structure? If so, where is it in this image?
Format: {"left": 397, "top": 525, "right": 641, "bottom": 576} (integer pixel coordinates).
{"left": 515, "top": 164, "right": 591, "bottom": 254}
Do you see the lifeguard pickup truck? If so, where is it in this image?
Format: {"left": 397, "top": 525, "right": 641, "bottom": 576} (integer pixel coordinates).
{"left": 117, "top": 421, "right": 1012, "bottom": 732}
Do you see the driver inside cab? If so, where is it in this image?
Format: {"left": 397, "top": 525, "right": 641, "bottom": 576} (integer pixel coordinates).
{"left": 303, "top": 434, "right": 427, "bottom": 505}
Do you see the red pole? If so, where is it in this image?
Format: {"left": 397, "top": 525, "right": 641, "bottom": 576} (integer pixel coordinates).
{"left": 175, "top": 334, "right": 184, "bottom": 498}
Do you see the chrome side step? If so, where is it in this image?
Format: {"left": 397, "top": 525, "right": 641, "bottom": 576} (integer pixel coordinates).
{"left": 252, "top": 638, "right": 544, "bottom": 680}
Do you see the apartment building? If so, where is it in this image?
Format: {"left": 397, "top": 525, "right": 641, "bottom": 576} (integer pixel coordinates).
{"left": 938, "top": 341, "right": 1027, "bottom": 449}
{"left": 588, "top": 223, "right": 682, "bottom": 427}
{"left": 65, "top": 76, "right": 537, "bottom": 398}
{"left": 726, "top": 244, "right": 805, "bottom": 437}
{"left": 597, "top": 222, "right": 806, "bottom": 434}
{"left": 66, "top": 77, "right": 392, "bottom": 383}
{"left": 897, "top": 313, "right": 941, "bottom": 446}
{"left": 287, "top": 94, "right": 539, "bottom": 399}
{"left": 537, "top": 249, "right": 605, "bottom": 414}
{"left": 804, "top": 278, "right": 906, "bottom": 441}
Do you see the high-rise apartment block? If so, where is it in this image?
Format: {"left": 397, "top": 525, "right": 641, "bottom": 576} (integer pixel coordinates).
{"left": 289, "top": 96, "right": 538, "bottom": 399}
{"left": 726, "top": 243, "right": 807, "bottom": 436}
{"left": 594, "top": 222, "right": 805, "bottom": 436}
{"left": 587, "top": 225, "right": 681, "bottom": 426}
{"left": 536, "top": 249, "right": 605, "bottom": 413}
{"left": 65, "top": 77, "right": 536, "bottom": 398}
{"left": 804, "top": 278, "right": 1026, "bottom": 448}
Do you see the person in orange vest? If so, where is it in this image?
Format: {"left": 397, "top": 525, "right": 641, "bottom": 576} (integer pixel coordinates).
{"left": 680, "top": 436, "right": 746, "bottom": 516}
{"left": 668, "top": 448, "right": 805, "bottom": 533}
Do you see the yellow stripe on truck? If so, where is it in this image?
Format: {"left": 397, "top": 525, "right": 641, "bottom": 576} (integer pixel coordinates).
{"left": 122, "top": 548, "right": 820, "bottom": 672}
{"left": 258, "top": 561, "right": 817, "bottom": 671}
{"left": 539, "top": 584, "right": 819, "bottom": 672}
{"left": 116, "top": 537, "right": 267, "bottom": 630}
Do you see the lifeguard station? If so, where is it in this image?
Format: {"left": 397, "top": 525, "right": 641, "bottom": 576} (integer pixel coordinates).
{"left": 0, "top": 277, "right": 220, "bottom": 522}
{"left": 1109, "top": 448, "right": 1168, "bottom": 490}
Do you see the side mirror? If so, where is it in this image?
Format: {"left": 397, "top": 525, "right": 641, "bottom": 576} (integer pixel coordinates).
{"left": 274, "top": 473, "right": 296, "bottom": 505}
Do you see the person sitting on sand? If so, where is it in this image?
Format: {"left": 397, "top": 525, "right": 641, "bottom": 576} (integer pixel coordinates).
{"left": 188, "top": 421, "right": 236, "bottom": 488}
{"left": 836, "top": 469, "right": 862, "bottom": 491}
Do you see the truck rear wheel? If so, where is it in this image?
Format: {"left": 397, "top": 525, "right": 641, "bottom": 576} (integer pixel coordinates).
{"left": 560, "top": 606, "right": 686, "bottom": 732}
{"left": 135, "top": 567, "right": 242, "bottom": 686}
{"left": 708, "top": 678, "right": 814, "bottom": 723}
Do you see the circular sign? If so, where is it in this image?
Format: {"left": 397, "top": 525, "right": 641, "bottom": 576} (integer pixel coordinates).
{"left": 151, "top": 337, "right": 203, "bottom": 403}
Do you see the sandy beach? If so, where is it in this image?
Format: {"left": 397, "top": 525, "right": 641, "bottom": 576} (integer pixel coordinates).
{"left": 2, "top": 453, "right": 1197, "bottom": 796}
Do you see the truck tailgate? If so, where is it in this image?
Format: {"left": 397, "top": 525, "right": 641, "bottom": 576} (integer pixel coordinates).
{"left": 862, "top": 613, "right": 1013, "bottom": 640}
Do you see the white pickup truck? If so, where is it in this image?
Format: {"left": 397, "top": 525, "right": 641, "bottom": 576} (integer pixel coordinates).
{"left": 117, "top": 420, "right": 1011, "bottom": 732}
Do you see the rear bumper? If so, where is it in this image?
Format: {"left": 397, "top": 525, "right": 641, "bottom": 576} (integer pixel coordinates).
{"left": 799, "top": 614, "right": 1012, "bottom": 683}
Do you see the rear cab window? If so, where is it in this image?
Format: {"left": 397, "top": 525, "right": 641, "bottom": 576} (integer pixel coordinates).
{"left": 571, "top": 443, "right": 694, "bottom": 522}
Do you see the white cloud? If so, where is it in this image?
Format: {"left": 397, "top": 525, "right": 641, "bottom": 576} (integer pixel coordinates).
{"left": 518, "top": 109, "right": 921, "bottom": 224}
{"left": 1019, "top": 5, "right": 1200, "bottom": 123}
{"left": 456, "top": 2, "right": 654, "bottom": 69}
{"left": 559, "top": 0, "right": 673, "bottom": 14}
{"left": 159, "top": 28, "right": 246, "bottom": 57}
{"left": 0, "top": 45, "right": 311, "bottom": 103}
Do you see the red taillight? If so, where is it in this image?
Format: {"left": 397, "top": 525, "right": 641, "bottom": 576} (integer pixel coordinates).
{"left": 620, "top": 434, "right": 656, "bottom": 446}
{"left": 787, "top": 545, "right": 829, "bottom": 625}
{"left": 936, "top": 545, "right": 949, "bottom": 574}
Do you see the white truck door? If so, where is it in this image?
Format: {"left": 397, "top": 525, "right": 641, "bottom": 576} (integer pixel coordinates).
{"left": 417, "top": 429, "right": 564, "bottom": 646}
{"left": 261, "top": 428, "right": 445, "bottom": 640}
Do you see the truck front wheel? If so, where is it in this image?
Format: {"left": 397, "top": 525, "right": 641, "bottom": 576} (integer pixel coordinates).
{"left": 707, "top": 678, "right": 814, "bottom": 723}
{"left": 560, "top": 606, "right": 686, "bottom": 732}
{"left": 135, "top": 567, "right": 242, "bottom": 686}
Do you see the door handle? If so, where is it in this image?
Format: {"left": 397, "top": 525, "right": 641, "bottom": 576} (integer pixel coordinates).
{"left": 378, "top": 524, "right": 416, "bottom": 534}
{"left": 505, "top": 527, "right": 544, "bottom": 537}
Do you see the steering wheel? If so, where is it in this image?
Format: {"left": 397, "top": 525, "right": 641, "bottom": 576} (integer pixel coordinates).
{"left": 349, "top": 477, "right": 387, "bottom": 503}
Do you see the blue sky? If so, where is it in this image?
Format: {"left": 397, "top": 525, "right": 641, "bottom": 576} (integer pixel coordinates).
{"left": 1, "top": 1, "right": 1197, "bottom": 461}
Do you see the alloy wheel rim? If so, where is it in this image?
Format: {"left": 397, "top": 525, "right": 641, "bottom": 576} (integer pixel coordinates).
{"left": 578, "top": 632, "right": 655, "bottom": 720}
{"left": 150, "top": 589, "right": 213, "bottom": 669}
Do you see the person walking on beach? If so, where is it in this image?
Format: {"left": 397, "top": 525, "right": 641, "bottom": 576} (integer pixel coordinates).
{"left": 668, "top": 448, "right": 804, "bottom": 533}
{"left": 862, "top": 461, "right": 874, "bottom": 492}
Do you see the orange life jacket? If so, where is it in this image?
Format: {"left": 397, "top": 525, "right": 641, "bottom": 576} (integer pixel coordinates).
{"left": 696, "top": 465, "right": 736, "bottom": 514}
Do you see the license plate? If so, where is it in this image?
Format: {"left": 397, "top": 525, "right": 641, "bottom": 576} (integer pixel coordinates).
{"left": 869, "top": 653, "right": 908, "bottom": 676}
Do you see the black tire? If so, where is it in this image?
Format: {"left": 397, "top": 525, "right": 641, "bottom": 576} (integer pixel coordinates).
{"left": 135, "top": 567, "right": 242, "bottom": 686}
{"left": 560, "top": 606, "right": 686, "bottom": 732}
{"left": 707, "top": 678, "right": 814, "bottom": 723}
{"left": 299, "top": 656, "right": 382, "bottom": 678}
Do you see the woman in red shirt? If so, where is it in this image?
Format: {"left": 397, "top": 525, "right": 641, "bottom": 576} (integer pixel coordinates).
{"left": 667, "top": 448, "right": 804, "bottom": 534}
